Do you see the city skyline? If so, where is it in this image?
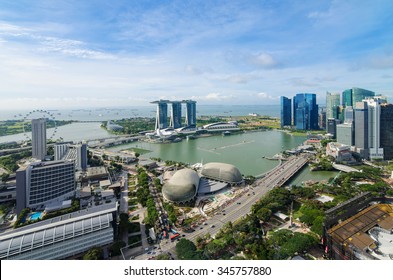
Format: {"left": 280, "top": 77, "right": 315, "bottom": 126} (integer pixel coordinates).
{"left": 0, "top": 1, "right": 392, "bottom": 110}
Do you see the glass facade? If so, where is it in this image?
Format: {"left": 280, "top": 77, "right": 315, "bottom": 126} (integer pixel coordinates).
{"left": 352, "top": 87, "right": 375, "bottom": 108}
{"left": 293, "top": 93, "right": 318, "bottom": 130}
{"left": 280, "top": 96, "right": 292, "bottom": 127}
{"left": 170, "top": 102, "right": 182, "bottom": 129}
{"left": 326, "top": 92, "right": 340, "bottom": 119}
{"left": 185, "top": 101, "right": 197, "bottom": 126}
{"left": 342, "top": 89, "right": 353, "bottom": 107}
{"left": 380, "top": 104, "right": 393, "bottom": 160}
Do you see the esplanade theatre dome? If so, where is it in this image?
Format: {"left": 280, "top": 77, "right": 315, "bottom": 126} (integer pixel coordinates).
{"left": 200, "top": 162, "right": 243, "bottom": 184}
{"left": 162, "top": 169, "right": 200, "bottom": 203}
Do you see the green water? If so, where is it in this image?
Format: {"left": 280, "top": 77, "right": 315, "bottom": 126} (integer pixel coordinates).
{"left": 108, "top": 130, "right": 337, "bottom": 180}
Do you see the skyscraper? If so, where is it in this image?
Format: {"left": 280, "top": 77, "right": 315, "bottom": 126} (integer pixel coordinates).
{"left": 16, "top": 160, "right": 75, "bottom": 214}
{"left": 354, "top": 101, "right": 369, "bottom": 158}
{"left": 151, "top": 100, "right": 169, "bottom": 130}
{"left": 351, "top": 88, "right": 375, "bottom": 108}
{"left": 342, "top": 89, "right": 353, "bottom": 107}
{"left": 170, "top": 101, "right": 182, "bottom": 129}
{"left": 336, "top": 123, "right": 354, "bottom": 146}
{"left": 326, "top": 92, "right": 340, "bottom": 119}
{"left": 319, "top": 107, "right": 326, "bottom": 130}
{"left": 184, "top": 100, "right": 197, "bottom": 127}
{"left": 327, "top": 118, "right": 340, "bottom": 138}
{"left": 380, "top": 103, "right": 393, "bottom": 160}
{"left": 293, "top": 93, "right": 318, "bottom": 130}
{"left": 31, "top": 118, "right": 47, "bottom": 160}
{"left": 280, "top": 96, "right": 292, "bottom": 128}
{"left": 344, "top": 106, "right": 354, "bottom": 123}
{"left": 366, "top": 98, "right": 384, "bottom": 160}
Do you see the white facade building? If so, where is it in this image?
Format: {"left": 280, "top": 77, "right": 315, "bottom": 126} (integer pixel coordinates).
{"left": 0, "top": 203, "right": 117, "bottom": 260}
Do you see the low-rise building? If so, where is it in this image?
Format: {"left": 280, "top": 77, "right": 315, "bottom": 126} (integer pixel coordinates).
{"left": 326, "top": 142, "right": 353, "bottom": 162}
{"left": 0, "top": 203, "right": 117, "bottom": 260}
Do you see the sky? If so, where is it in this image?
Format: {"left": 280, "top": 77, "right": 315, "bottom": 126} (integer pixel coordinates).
{"left": 0, "top": 0, "right": 392, "bottom": 110}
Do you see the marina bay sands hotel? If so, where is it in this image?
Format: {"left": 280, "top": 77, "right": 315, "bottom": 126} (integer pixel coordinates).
{"left": 151, "top": 100, "right": 197, "bottom": 130}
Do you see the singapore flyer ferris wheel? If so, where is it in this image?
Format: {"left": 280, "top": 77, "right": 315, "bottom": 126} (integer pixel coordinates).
{"left": 22, "top": 109, "right": 58, "bottom": 141}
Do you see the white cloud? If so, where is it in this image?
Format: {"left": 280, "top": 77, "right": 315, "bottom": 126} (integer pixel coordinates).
{"left": 191, "top": 93, "right": 234, "bottom": 102}
{"left": 256, "top": 92, "right": 279, "bottom": 101}
{"left": 249, "top": 53, "right": 278, "bottom": 68}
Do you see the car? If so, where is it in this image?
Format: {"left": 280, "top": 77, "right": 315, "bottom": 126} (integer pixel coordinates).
{"left": 204, "top": 222, "right": 208, "bottom": 225}
{"left": 182, "top": 234, "right": 186, "bottom": 237}
{"left": 210, "top": 225, "right": 215, "bottom": 228}
{"left": 237, "top": 202, "right": 241, "bottom": 205}
{"left": 200, "top": 227, "right": 203, "bottom": 230}
{"left": 223, "top": 213, "right": 226, "bottom": 216}
{"left": 147, "top": 251, "right": 152, "bottom": 254}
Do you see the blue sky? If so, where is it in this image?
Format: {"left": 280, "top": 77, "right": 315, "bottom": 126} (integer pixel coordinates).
{"left": 0, "top": 0, "right": 392, "bottom": 109}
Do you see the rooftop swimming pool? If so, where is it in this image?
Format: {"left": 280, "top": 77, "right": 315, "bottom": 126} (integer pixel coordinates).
{"left": 29, "top": 212, "right": 42, "bottom": 221}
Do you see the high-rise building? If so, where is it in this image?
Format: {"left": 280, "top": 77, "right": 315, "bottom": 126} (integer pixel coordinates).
{"left": 54, "top": 143, "right": 70, "bottom": 161}
{"left": 55, "top": 142, "right": 88, "bottom": 170}
{"left": 327, "top": 118, "right": 340, "bottom": 138}
{"left": 336, "top": 123, "right": 354, "bottom": 146}
{"left": 380, "top": 103, "right": 393, "bottom": 160}
{"left": 31, "top": 118, "right": 47, "bottom": 160}
{"left": 151, "top": 100, "right": 169, "bottom": 130}
{"left": 16, "top": 161, "right": 76, "bottom": 214}
{"left": 344, "top": 106, "right": 354, "bottom": 123}
{"left": 354, "top": 101, "right": 369, "bottom": 158}
{"left": 342, "top": 89, "right": 353, "bottom": 107}
{"left": 184, "top": 100, "right": 197, "bottom": 127}
{"left": 351, "top": 87, "right": 375, "bottom": 108}
{"left": 319, "top": 108, "right": 326, "bottom": 130}
{"left": 366, "top": 98, "right": 384, "bottom": 160}
{"left": 326, "top": 92, "right": 341, "bottom": 119}
{"left": 293, "top": 93, "right": 318, "bottom": 130}
{"left": 280, "top": 96, "right": 292, "bottom": 128}
{"left": 170, "top": 101, "right": 182, "bottom": 129}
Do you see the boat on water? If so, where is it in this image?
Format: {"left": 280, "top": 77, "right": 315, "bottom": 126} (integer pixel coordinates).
{"left": 223, "top": 131, "right": 231, "bottom": 136}
{"left": 248, "top": 113, "right": 259, "bottom": 117}
{"left": 172, "top": 137, "right": 182, "bottom": 142}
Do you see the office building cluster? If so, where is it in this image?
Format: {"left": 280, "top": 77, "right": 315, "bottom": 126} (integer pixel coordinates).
{"left": 280, "top": 87, "right": 393, "bottom": 160}
{"left": 325, "top": 87, "right": 392, "bottom": 160}
{"left": 280, "top": 93, "right": 319, "bottom": 130}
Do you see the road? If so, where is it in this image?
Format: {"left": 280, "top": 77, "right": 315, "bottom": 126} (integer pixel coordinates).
{"left": 158, "top": 154, "right": 310, "bottom": 255}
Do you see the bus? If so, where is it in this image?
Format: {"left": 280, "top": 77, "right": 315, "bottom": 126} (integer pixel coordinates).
{"left": 170, "top": 233, "right": 180, "bottom": 242}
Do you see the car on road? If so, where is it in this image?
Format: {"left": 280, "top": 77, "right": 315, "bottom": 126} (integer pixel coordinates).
{"left": 237, "top": 202, "right": 241, "bottom": 205}
{"left": 210, "top": 225, "right": 215, "bottom": 228}
{"left": 200, "top": 227, "right": 203, "bottom": 230}
{"left": 204, "top": 222, "right": 208, "bottom": 225}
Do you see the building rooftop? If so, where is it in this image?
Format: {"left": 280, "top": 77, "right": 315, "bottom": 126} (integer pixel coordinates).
{"left": 328, "top": 204, "right": 393, "bottom": 260}
{"left": 201, "top": 162, "right": 243, "bottom": 184}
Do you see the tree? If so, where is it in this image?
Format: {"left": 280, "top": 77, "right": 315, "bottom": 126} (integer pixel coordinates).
{"left": 156, "top": 253, "right": 170, "bottom": 260}
{"left": 256, "top": 208, "right": 272, "bottom": 222}
{"left": 83, "top": 247, "right": 103, "bottom": 260}
{"left": 109, "top": 240, "right": 126, "bottom": 256}
{"left": 1, "top": 173, "right": 9, "bottom": 182}
{"left": 135, "top": 152, "right": 140, "bottom": 158}
{"left": 176, "top": 239, "right": 202, "bottom": 260}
